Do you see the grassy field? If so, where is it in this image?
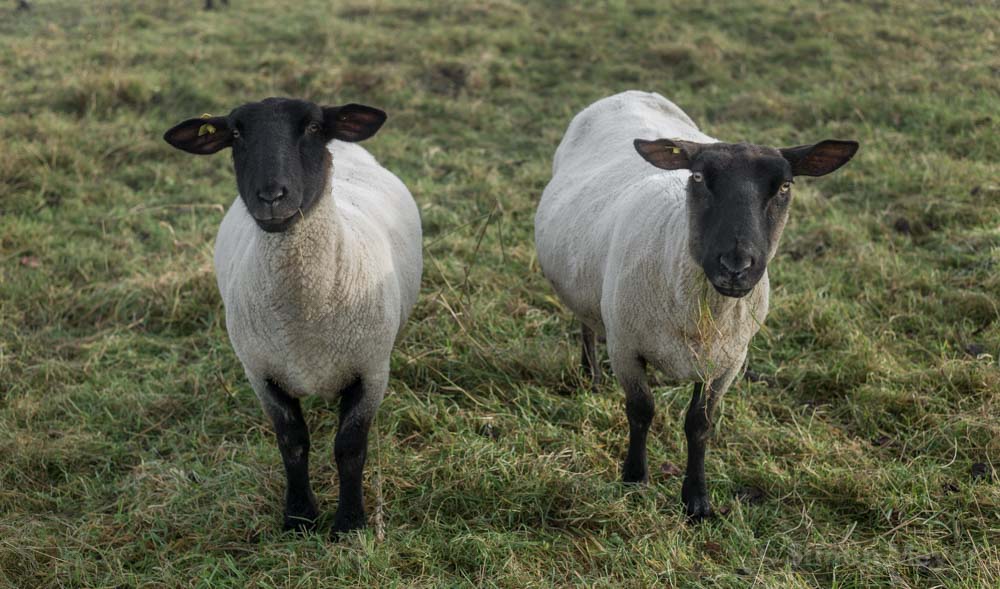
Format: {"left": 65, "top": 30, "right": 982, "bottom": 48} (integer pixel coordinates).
{"left": 1, "top": 0, "right": 998, "bottom": 586}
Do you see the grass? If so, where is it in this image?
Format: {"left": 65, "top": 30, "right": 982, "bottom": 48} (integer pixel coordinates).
{"left": 1, "top": 0, "right": 998, "bottom": 586}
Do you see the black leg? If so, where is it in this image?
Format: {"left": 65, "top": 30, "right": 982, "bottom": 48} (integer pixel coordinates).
{"left": 580, "top": 323, "right": 602, "bottom": 388}
{"left": 332, "top": 378, "right": 375, "bottom": 537}
{"left": 682, "top": 382, "right": 717, "bottom": 520}
{"left": 261, "top": 380, "right": 318, "bottom": 532}
{"left": 618, "top": 356, "right": 653, "bottom": 484}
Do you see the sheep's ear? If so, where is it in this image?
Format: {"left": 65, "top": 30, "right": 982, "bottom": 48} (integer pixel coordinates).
{"left": 633, "top": 138, "right": 703, "bottom": 170}
{"left": 322, "top": 104, "right": 387, "bottom": 142}
{"left": 780, "top": 140, "right": 859, "bottom": 177}
{"left": 163, "top": 116, "right": 232, "bottom": 155}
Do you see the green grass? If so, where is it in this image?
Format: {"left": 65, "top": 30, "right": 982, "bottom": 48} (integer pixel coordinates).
{"left": 1, "top": 0, "right": 998, "bottom": 586}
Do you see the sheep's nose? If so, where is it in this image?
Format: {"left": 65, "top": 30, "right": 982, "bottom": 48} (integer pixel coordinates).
{"left": 257, "top": 184, "right": 287, "bottom": 203}
{"left": 719, "top": 251, "right": 753, "bottom": 276}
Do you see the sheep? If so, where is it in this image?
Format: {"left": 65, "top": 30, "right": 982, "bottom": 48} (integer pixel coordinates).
{"left": 534, "top": 91, "right": 858, "bottom": 518}
{"left": 163, "top": 97, "right": 422, "bottom": 536}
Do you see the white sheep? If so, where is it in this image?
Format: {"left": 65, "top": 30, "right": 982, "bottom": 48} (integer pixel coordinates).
{"left": 535, "top": 90, "right": 858, "bottom": 518}
{"left": 164, "top": 98, "right": 422, "bottom": 535}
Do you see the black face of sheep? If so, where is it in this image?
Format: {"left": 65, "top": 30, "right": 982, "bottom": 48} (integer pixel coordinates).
{"left": 634, "top": 138, "right": 858, "bottom": 297}
{"left": 164, "top": 98, "right": 386, "bottom": 233}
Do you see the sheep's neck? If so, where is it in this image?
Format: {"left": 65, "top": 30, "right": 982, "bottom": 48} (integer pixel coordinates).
{"left": 260, "top": 187, "right": 352, "bottom": 311}
{"left": 670, "top": 227, "right": 768, "bottom": 350}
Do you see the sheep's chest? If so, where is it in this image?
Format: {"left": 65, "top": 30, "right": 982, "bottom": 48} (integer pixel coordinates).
{"left": 222, "top": 264, "right": 395, "bottom": 399}
{"left": 661, "top": 319, "right": 759, "bottom": 381}
{"left": 645, "top": 286, "right": 769, "bottom": 382}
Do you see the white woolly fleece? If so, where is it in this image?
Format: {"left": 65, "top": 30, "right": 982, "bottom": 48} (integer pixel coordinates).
{"left": 214, "top": 141, "right": 422, "bottom": 402}
{"left": 535, "top": 91, "right": 770, "bottom": 386}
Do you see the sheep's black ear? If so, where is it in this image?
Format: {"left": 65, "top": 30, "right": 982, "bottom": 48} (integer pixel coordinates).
{"left": 322, "top": 104, "right": 387, "bottom": 142}
{"left": 633, "top": 138, "right": 703, "bottom": 170}
{"left": 780, "top": 140, "right": 859, "bottom": 177}
{"left": 163, "top": 116, "right": 232, "bottom": 155}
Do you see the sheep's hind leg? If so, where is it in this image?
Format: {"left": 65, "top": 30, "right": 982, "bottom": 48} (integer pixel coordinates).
{"left": 258, "top": 379, "right": 319, "bottom": 533}
{"left": 331, "top": 375, "right": 385, "bottom": 538}
{"left": 611, "top": 352, "right": 653, "bottom": 484}
{"left": 682, "top": 365, "right": 739, "bottom": 520}
{"left": 580, "top": 323, "right": 602, "bottom": 388}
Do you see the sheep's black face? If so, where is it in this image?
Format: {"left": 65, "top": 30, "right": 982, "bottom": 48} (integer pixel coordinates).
{"left": 684, "top": 144, "right": 791, "bottom": 297}
{"left": 164, "top": 98, "right": 386, "bottom": 233}
{"left": 227, "top": 99, "right": 340, "bottom": 233}
{"left": 634, "top": 138, "right": 859, "bottom": 298}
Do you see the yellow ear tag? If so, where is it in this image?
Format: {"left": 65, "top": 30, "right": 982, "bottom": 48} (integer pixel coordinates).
{"left": 200, "top": 113, "right": 213, "bottom": 119}
{"left": 198, "top": 123, "right": 216, "bottom": 136}
{"left": 671, "top": 147, "right": 681, "bottom": 154}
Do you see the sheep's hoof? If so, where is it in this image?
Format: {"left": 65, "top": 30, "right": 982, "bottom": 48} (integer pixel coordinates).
{"left": 621, "top": 464, "right": 649, "bottom": 485}
{"left": 283, "top": 513, "right": 319, "bottom": 534}
{"left": 282, "top": 493, "right": 319, "bottom": 533}
{"left": 684, "top": 496, "right": 713, "bottom": 521}
{"left": 681, "top": 479, "right": 713, "bottom": 521}
{"left": 330, "top": 511, "right": 366, "bottom": 540}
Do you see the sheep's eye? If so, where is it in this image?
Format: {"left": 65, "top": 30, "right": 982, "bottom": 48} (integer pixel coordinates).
{"left": 306, "top": 122, "right": 321, "bottom": 134}
{"left": 691, "top": 172, "right": 704, "bottom": 183}
{"left": 779, "top": 181, "right": 792, "bottom": 193}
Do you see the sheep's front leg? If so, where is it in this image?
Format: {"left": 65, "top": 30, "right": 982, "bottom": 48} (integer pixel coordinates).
{"left": 580, "top": 324, "right": 602, "bottom": 388}
{"left": 332, "top": 376, "right": 384, "bottom": 537}
{"left": 612, "top": 354, "right": 654, "bottom": 484}
{"left": 258, "top": 380, "right": 319, "bottom": 533}
{"left": 682, "top": 365, "right": 738, "bottom": 520}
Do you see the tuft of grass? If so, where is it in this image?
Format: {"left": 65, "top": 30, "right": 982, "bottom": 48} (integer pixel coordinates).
{"left": 1, "top": 0, "right": 998, "bottom": 586}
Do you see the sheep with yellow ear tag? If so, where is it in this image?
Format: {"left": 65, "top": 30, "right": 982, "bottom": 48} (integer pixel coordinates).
{"left": 535, "top": 90, "right": 858, "bottom": 519}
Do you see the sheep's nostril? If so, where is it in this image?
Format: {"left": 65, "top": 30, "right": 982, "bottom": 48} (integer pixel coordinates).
{"left": 257, "top": 185, "right": 287, "bottom": 203}
{"left": 720, "top": 253, "right": 753, "bottom": 275}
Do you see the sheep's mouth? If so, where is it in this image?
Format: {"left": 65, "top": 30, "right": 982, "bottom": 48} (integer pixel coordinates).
{"left": 711, "top": 283, "right": 753, "bottom": 298}
{"left": 254, "top": 212, "right": 302, "bottom": 233}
